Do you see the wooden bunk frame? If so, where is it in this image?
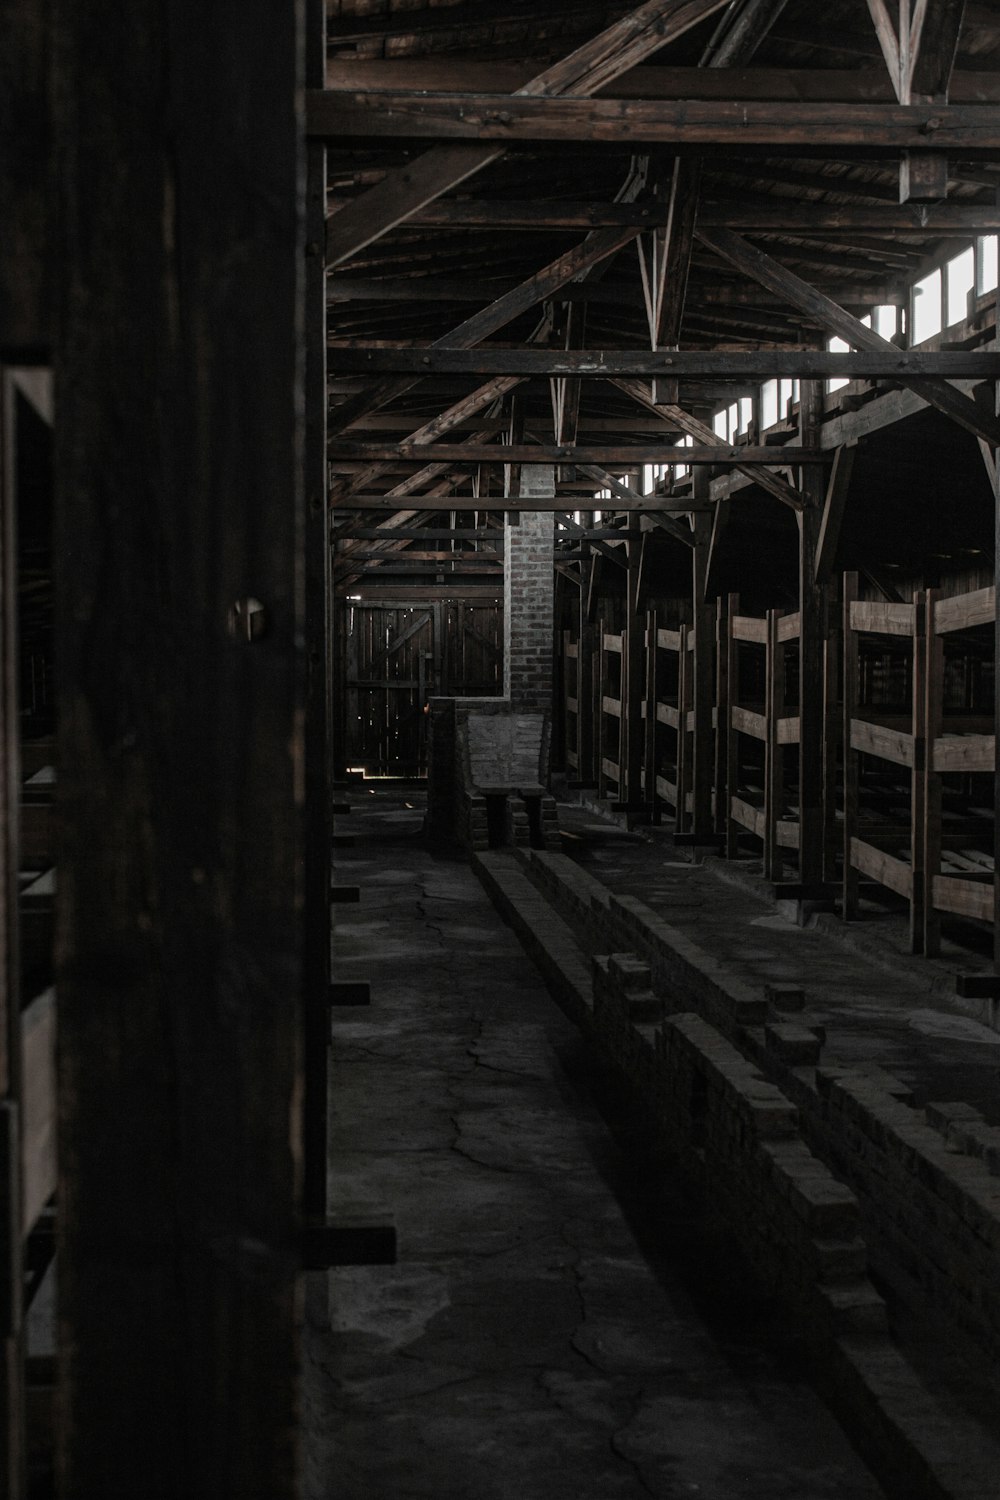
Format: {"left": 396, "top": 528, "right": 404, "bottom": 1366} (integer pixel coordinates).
{"left": 922, "top": 584, "right": 997, "bottom": 953}
{"left": 842, "top": 572, "right": 928, "bottom": 950}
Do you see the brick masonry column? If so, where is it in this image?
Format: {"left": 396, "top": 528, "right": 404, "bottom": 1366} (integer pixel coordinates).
{"left": 504, "top": 465, "right": 555, "bottom": 711}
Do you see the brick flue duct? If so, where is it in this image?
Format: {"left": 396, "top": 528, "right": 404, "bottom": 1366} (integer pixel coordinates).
{"left": 504, "top": 464, "right": 555, "bottom": 711}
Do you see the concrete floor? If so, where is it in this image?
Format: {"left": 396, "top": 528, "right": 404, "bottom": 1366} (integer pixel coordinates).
{"left": 303, "top": 786, "right": 886, "bottom": 1499}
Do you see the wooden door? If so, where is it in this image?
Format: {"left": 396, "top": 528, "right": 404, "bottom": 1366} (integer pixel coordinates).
{"left": 345, "top": 599, "right": 502, "bottom": 775}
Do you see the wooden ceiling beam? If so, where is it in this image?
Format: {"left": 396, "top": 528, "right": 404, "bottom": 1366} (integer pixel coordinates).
{"left": 907, "top": 0, "right": 967, "bottom": 102}
{"left": 696, "top": 225, "right": 1000, "bottom": 446}
{"left": 322, "top": 0, "right": 732, "bottom": 268}
{"left": 699, "top": 0, "right": 790, "bottom": 65}
{"left": 327, "top": 277, "right": 907, "bottom": 308}
{"left": 330, "top": 442, "right": 829, "bottom": 466}
{"left": 330, "top": 375, "right": 523, "bottom": 496}
{"left": 609, "top": 376, "right": 807, "bottom": 511}
{"left": 308, "top": 93, "right": 1000, "bottom": 152}
{"left": 387, "top": 198, "right": 1000, "bottom": 234}
{"left": 324, "top": 61, "right": 1000, "bottom": 104}
{"left": 331, "top": 347, "right": 1000, "bottom": 379}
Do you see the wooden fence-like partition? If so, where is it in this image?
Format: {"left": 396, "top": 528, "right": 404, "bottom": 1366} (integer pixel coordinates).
{"left": 923, "top": 584, "right": 996, "bottom": 955}
{"left": 842, "top": 574, "right": 927, "bottom": 950}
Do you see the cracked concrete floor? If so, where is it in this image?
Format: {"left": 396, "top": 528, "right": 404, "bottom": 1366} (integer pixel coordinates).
{"left": 303, "top": 786, "right": 885, "bottom": 1500}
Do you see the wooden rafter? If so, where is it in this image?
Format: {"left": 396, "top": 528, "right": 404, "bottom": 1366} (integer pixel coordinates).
{"left": 695, "top": 226, "right": 1000, "bottom": 447}
{"left": 307, "top": 94, "right": 1000, "bottom": 151}
{"left": 331, "top": 348, "right": 1000, "bottom": 380}
{"left": 610, "top": 376, "right": 807, "bottom": 512}
{"left": 322, "top": 0, "right": 732, "bottom": 268}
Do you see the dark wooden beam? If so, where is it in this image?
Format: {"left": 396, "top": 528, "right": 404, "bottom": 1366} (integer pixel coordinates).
{"left": 331, "top": 376, "right": 523, "bottom": 497}
{"left": 55, "top": 0, "right": 303, "bottom": 1492}
{"left": 303, "top": 0, "right": 330, "bottom": 1223}
{"left": 610, "top": 375, "right": 807, "bottom": 511}
{"left": 330, "top": 441, "right": 829, "bottom": 465}
{"left": 815, "top": 440, "right": 858, "bottom": 583}
{"left": 865, "top": 0, "right": 902, "bottom": 98}
{"left": 324, "top": 59, "right": 1000, "bottom": 104}
{"left": 332, "top": 347, "right": 1000, "bottom": 380}
{"left": 577, "top": 466, "right": 696, "bottom": 547}
{"left": 308, "top": 92, "right": 1000, "bottom": 152}
{"left": 907, "top": 0, "right": 966, "bottom": 102}
{"left": 700, "top": 0, "right": 790, "bottom": 64}
{"left": 696, "top": 226, "right": 1000, "bottom": 446}
{"left": 327, "top": 276, "right": 908, "bottom": 308}
{"left": 322, "top": 0, "right": 731, "bottom": 267}
{"left": 330, "top": 494, "right": 711, "bottom": 513}
{"left": 0, "top": 0, "right": 54, "bottom": 356}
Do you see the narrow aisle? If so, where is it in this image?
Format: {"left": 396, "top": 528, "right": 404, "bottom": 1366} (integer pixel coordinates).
{"left": 303, "top": 785, "right": 885, "bottom": 1500}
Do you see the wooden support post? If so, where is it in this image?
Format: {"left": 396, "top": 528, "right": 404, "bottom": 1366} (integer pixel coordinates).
{"left": 842, "top": 572, "right": 861, "bottom": 920}
{"left": 764, "top": 609, "right": 784, "bottom": 881}
{"left": 798, "top": 379, "right": 826, "bottom": 884}
{"left": 822, "top": 612, "right": 841, "bottom": 884}
{"left": 714, "top": 595, "right": 729, "bottom": 833}
{"left": 690, "top": 486, "right": 715, "bottom": 835}
{"left": 910, "top": 589, "right": 928, "bottom": 954}
{"left": 0, "top": 0, "right": 54, "bottom": 356}
{"left": 598, "top": 623, "right": 609, "bottom": 801}
{"left": 677, "top": 624, "right": 690, "bottom": 833}
{"left": 995, "top": 378, "right": 1000, "bottom": 969}
{"left": 922, "top": 589, "right": 944, "bottom": 958}
{"left": 577, "top": 542, "right": 597, "bottom": 784}
{"left": 54, "top": 4, "right": 304, "bottom": 1493}
{"left": 304, "top": 0, "right": 331, "bottom": 1222}
{"left": 0, "top": 372, "right": 25, "bottom": 1498}
{"left": 625, "top": 523, "right": 644, "bottom": 816}
{"left": 644, "top": 609, "right": 659, "bottom": 821}
{"left": 725, "top": 593, "right": 741, "bottom": 860}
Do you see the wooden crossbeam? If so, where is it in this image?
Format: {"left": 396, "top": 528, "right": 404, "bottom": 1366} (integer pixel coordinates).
{"left": 330, "top": 442, "right": 828, "bottom": 465}
{"left": 331, "top": 348, "right": 1000, "bottom": 379}
{"left": 692, "top": 202, "right": 1000, "bottom": 234}
{"left": 330, "top": 377, "right": 522, "bottom": 497}
{"left": 579, "top": 466, "right": 696, "bottom": 548}
{"left": 696, "top": 226, "right": 1000, "bottom": 447}
{"left": 700, "top": 0, "right": 790, "bottom": 65}
{"left": 327, "top": 277, "right": 908, "bottom": 308}
{"left": 308, "top": 93, "right": 1000, "bottom": 151}
{"left": 330, "top": 494, "right": 712, "bottom": 513}
{"left": 324, "top": 61, "right": 1000, "bottom": 104}
{"left": 907, "top": 0, "right": 967, "bottom": 102}
{"left": 610, "top": 376, "right": 806, "bottom": 512}
{"left": 328, "top": 221, "right": 635, "bottom": 435}
{"left": 322, "top": 0, "right": 731, "bottom": 268}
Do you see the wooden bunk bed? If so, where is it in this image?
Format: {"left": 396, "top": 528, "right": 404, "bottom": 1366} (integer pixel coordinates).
{"left": 842, "top": 572, "right": 927, "bottom": 950}
{"left": 922, "top": 584, "right": 996, "bottom": 956}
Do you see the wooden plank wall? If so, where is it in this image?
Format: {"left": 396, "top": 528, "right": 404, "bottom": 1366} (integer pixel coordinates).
{"left": 53, "top": 3, "right": 305, "bottom": 1494}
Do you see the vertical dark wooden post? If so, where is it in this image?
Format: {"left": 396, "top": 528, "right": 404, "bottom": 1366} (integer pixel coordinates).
{"left": 577, "top": 537, "right": 596, "bottom": 784}
{"left": 0, "top": 6, "right": 54, "bottom": 1480}
{"left": 0, "top": 0, "right": 54, "bottom": 357}
{"left": 676, "top": 625, "right": 690, "bottom": 833}
{"left": 303, "top": 0, "right": 330, "bottom": 1221}
{"left": 54, "top": 3, "right": 305, "bottom": 1495}
{"left": 994, "top": 381, "right": 1000, "bottom": 970}
{"left": 764, "top": 609, "right": 783, "bottom": 882}
{"left": 842, "top": 571, "right": 860, "bottom": 920}
{"left": 625, "top": 523, "right": 644, "bottom": 815}
{"left": 910, "top": 589, "right": 928, "bottom": 955}
{"left": 922, "top": 590, "right": 943, "bottom": 958}
{"left": 798, "top": 379, "right": 826, "bottom": 885}
{"left": 643, "top": 608, "right": 659, "bottom": 821}
{"left": 0, "top": 374, "right": 25, "bottom": 1498}
{"left": 690, "top": 495, "right": 714, "bottom": 835}
{"left": 725, "top": 593, "right": 740, "bottom": 859}
{"left": 713, "top": 595, "right": 728, "bottom": 834}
